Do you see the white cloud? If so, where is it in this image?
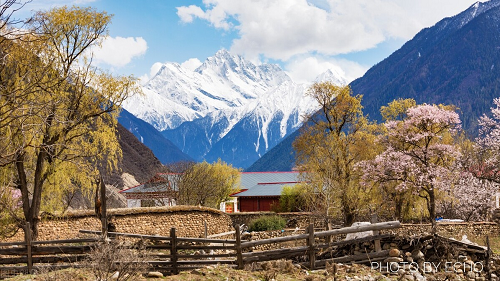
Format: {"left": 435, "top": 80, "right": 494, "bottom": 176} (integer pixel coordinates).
{"left": 150, "top": 62, "right": 164, "bottom": 78}
{"left": 92, "top": 36, "right": 148, "bottom": 68}
{"left": 177, "top": 4, "right": 232, "bottom": 30}
{"left": 177, "top": 0, "right": 484, "bottom": 61}
{"left": 285, "top": 56, "right": 368, "bottom": 84}
{"left": 181, "top": 58, "right": 203, "bottom": 71}
{"left": 177, "top": 5, "right": 206, "bottom": 23}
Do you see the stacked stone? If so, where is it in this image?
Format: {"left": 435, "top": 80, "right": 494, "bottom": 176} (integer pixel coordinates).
{"left": 491, "top": 257, "right": 500, "bottom": 280}
{"left": 376, "top": 241, "right": 498, "bottom": 281}
{"left": 378, "top": 243, "right": 425, "bottom": 281}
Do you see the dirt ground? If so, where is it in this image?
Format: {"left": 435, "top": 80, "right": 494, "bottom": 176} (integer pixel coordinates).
{"left": 4, "top": 260, "right": 494, "bottom": 281}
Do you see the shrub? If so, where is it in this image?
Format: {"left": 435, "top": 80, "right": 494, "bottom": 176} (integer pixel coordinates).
{"left": 248, "top": 215, "right": 286, "bottom": 232}
{"left": 277, "top": 184, "right": 308, "bottom": 212}
{"left": 84, "top": 240, "right": 150, "bottom": 281}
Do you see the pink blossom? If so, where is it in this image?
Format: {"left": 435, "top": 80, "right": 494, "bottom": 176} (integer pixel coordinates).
{"left": 359, "top": 104, "right": 462, "bottom": 221}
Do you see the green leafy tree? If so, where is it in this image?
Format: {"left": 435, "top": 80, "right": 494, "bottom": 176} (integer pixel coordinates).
{"left": 0, "top": 6, "right": 140, "bottom": 239}
{"left": 177, "top": 160, "right": 241, "bottom": 209}
{"left": 277, "top": 184, "right": 308, "bottom": 212}
{"left": 293, "top": 82, "right": 381, "bottom": 225}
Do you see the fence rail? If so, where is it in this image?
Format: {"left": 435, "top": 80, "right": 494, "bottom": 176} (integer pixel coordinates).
{"left": 0, "top": 220, "right": 401, "bottom": 279}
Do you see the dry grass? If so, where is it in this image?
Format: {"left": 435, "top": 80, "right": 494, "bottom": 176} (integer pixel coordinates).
{"left": 3, "top": 263, "right": 395, "bottom": 281}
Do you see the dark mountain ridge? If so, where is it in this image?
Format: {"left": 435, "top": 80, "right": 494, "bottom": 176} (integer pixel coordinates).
{"left": 351, "top": 0, "right": 500, "bottom": 132}
{"left": 118, "top": 109, "right": 193, "bottom": 165}
{"left": 249, "top": 0, "right": 500, "bottom": 171}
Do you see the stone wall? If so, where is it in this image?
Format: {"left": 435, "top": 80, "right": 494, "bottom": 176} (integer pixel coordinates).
{"left": 6, "top": 206, "right": 233, "bottom": 242}
{"left": 230, "top": 212, "right": 500, "bottom": 240}
{"left": 5, "top": 209, "right": 499, "bottom": 244}
{"left": 394, "top": 222, "right": 500, "bottom": 240}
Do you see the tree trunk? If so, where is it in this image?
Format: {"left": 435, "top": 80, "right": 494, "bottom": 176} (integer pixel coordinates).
{"left": 429, "top": 189, "right": 436, "bottom": 234}
{"left": 395, "top": 198, "right": 403, "bottom": 221}
{"left": 17, "top": 149, "right": 48, "bottom": 241}
{"left": 343, "top": 203, "right": 356, "bottom": 226}
{"left": 25, "top": 216, "right": 39, "bottom": 241}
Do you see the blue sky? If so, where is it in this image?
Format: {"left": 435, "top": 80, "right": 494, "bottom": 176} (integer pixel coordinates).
{"left": 17, "top": 0, "right": 485, "bottom": 83}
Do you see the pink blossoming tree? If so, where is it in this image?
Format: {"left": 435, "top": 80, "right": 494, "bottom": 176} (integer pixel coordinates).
{"left": 473, "top": 97, "right": 500, "bottom": 183}
{"left": 360, "top": 104, "right": 462, "bottom": 229}
{"left": 446, "top": 172, "right": 498, "bottom": 221}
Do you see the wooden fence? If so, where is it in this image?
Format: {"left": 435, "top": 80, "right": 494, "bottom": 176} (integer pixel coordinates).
{"left": 0, "top": 221, "right": 401, "bottom": 279}
{"left": 0, "top": 223, "right": 98, "bottom": 279}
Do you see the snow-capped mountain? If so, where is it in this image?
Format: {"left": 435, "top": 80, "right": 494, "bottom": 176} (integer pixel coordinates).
{"left": 123, "top": 49, "right": 346, "bottom": 168}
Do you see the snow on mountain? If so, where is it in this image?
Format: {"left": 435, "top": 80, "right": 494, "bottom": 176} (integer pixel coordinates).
{"left": 314, "top": 69, "right": 347, "bottom": 85}
{"left": 123, "top": 49, "right": 345, "bottom": 168}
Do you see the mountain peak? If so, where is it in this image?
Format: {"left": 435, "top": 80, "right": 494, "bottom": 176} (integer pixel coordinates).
{"left": 196, "top": 49, "right": 248, "bottom": 75}
{"left": 314, "top": 69, "right": 347, "bottom": 85}
{"left": 214, "top": 48, "right": 232, "bottom": 58}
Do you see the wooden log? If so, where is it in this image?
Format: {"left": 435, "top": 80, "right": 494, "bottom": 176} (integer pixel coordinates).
{"left": 243, "top": 250, "right": 307, "bottom": 263}
{"left": 242, "top": 246, "right": 309, "bottom": 257}
{"left": 0, "top": 248, "right": 29, "bottom": 255}
{"left": 100, "top": 175, "right": 108, "bottom": 239}
{"left": 79, "top": 230, "right": 172, "bottom": 241}
{"left": 176, "top": 253, "right": 237, "bottom": 259}
{"left": 314, "top": 221, "right": 401, "bottom": 238}
{"left": 153, "top": 237, "right": 241, "bottom": 244}
{"left": 207, "top": 230, "right": 235, "bottom": 238}
{"left": 235, "top": 224, "right": 243, "bottom": 270}
{"left": 79, "top": 229, "right": 239, "bottom": 244}
{"left": 0, "top": 245, "right": 91, "bottom": 256}
{"left": 486, "top": 236, "right": 492, "bottom": 280}
{"left": 0, "top": 254, "right": 88, "bottom": 264}
{"left": 239, "top": 221, "right": 399, "bottom": 249}
{"left": 315, "top": 234, "right": 394, "bottom": 250}
{"left": 176, "top": 245, "right": 236, "bottom": 250}
{"left": 0, "top": 241, "right": 25, "bottom": 246}
{"left": 435, "top": 234, "right": 487, "bottom": 251}
{"left": 242, "top": 247, "right": 309, "bottom": 263}
{"left": 176, "top": 237, "right": 239, "bottom": 244}
{"left": 240, "top": 233, "right": 309, "bottom": 249}
{"left": 170, "top": 228, "right": 178, "bottom": 275}
{"left": 307, "top": 224, "right": 315, "bottom": 270}
{"left": 310, "top": 250, "right": 390, "bottom": 268}
{"left": 25, "top": 222, "right": 33, "bottom": 274}
{"left": 371, "top": 214, "right": 382, "bottom": 252}
{"left": 31, "top": 238, "right": 98, "bottom": 245}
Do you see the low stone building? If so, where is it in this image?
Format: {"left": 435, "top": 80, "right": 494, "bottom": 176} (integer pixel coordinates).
{"left": 120, "top": 173, "right": 179, "bottom": 208}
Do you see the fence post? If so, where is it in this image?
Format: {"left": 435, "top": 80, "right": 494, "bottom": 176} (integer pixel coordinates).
{"left": 24, "top": 222, "right": 33, "bottom": 274}
{"left": 235, "top": 224, "right": 243, "bottom": 269}
{"left": 307, "top": 223, "right": 315, "bottom": 270}
{"left": 170, "top": 227, "right": 178, "bottom": 274}
{"left": 100, "top": 176, "right": 108, "bottom": 239}
{"left": 204, "top": 220, "right": 208, "bottom": 239}
{"left": 371, "top": 214, "right": 382, "bottom": 252}
{"left": 486, "top": 236, "right": 492, "bottom": 280}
